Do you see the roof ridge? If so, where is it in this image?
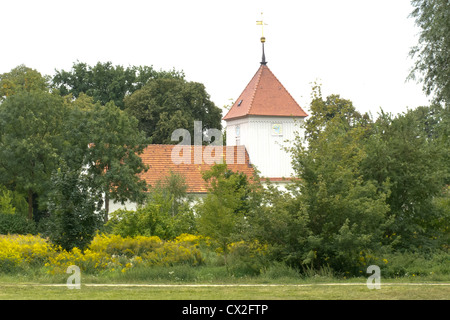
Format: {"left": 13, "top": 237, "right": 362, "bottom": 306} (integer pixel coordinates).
{"left": 246, "top": 65, "right": 264, "bottom": 116}
{"left": 222, "top": 65, "right": 264, "bottom": 120}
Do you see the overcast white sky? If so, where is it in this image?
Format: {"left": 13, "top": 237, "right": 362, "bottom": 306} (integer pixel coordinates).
{"left": 0, "top": 0, "right": 430, "bottom": 118}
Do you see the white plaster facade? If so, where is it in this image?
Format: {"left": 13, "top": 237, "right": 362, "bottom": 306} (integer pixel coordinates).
{"left": 225, "top": 115, "right": 305, "bottom": 180}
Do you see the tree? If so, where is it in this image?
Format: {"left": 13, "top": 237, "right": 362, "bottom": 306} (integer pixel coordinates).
{"left": 362, "top": 107, "right": 448, "bottom": 249}
{"left": 52, "top": 61, "right": 184, "bottom": 109}
{"left": 408, "top": 0, "right": 450, "bottom": 105}
{"left": 303, "top": 83, "right": 371, "bottom": 142}
{"left": 107, "top": 172, "right": 195, "bottom": 239}
{"left": 291, "top": 114, "right": 392, "bottom": 273}
{"left": 83, "top": 101, "right": 149, "bottom": 217}
{"left": 0, "top": 91, "right": 68, "bottom": 220}
{"left": 43, "top": 165, "right": 104, "bottom": 250}
{"left": 0, "top": 65, "right": 49, "bottom": 100}
{"left": 246, "top": 182, "right": 311, "bottom": 266}
{"left": 154, "top": 171, "right": 190, "bottom": 217}
{"left": 195, "top": 164, "right": 253, "bottom": 266}
{"left": 124, "top": 77, "right": 223, "bottom": 143}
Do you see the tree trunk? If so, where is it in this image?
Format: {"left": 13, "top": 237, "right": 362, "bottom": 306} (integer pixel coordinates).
{"left": 27, "top": 190, "right": 33, "bottom": 221}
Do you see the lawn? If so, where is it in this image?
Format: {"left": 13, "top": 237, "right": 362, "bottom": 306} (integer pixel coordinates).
{"left": 1, "top": 281, "right": 448, "bottom": 300}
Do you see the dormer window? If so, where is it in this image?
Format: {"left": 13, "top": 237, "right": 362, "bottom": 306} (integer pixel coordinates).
{"left": 237, "top": 100, "right": 243, "bottom": 106}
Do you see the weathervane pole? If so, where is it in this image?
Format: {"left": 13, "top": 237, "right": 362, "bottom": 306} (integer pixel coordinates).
{"left": 256, "top": 12, "right": 267, "bottom": 65}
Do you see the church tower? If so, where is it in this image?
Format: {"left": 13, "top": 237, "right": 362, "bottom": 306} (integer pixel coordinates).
{"left": 223, "top": 32, "right": 307, "bottom": 184}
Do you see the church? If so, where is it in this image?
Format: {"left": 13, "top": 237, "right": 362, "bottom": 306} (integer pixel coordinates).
{"left": 108, "top": 34, "right": 308, "bottom": 212}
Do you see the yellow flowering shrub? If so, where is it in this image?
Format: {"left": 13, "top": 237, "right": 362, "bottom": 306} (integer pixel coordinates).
{"left": 0, "top": 233, "right": 204, "bottom": 275}
{"left": 0, "top": 234, "right": 54, "bottom": 271}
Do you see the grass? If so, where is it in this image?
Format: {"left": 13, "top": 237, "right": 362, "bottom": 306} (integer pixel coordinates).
{"left": 0, "top": 281, "right": 449, "bottom": 300}
{"left": 0, "top": 264, "right": 449, "bottom": 300}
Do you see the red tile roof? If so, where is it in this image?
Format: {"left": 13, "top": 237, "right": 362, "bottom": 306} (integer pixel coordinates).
{"left": 139, "top": 144, "right": 256, "bottom": 193}
{"left": 223, "top": 65, "right": 308, "bottom": 120}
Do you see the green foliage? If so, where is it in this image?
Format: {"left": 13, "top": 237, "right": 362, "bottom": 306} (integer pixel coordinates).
{"left": 409, "top": 0, "right": 450, "bottom": 105}
{"left": 196, "top": 164, "right": 256, "bottom": 265}
{"left": 0, "top": 187, "right": 16, "bottom": 215}
{"left": 52, "top": 61, "right": 184, "bottom": 109}
{"left": 107, "top": 173, "right": 195, "bottom": 239}
{"left": 124, "top": 77, "right": 222, "bottom": 143}
{"left": 291, "top": 113, "right": 392, "bottom": 274}
{"left": 246, "top": 183, "right": 310, "bottom": 265}
{"left": 0, "top": 79, "right": 149, "bottom": 220}
{"left": 154, "top": 171, "right": 190, "bottom": 217}
{"left": 303, "top": 83, "right": 371, "bottom": 141}
{"left": 83, "top": 100, "right": 149, "bottom": 214}
{"left": 380, "top": 251, "right": 450, "bottom": 278}
{"left": 0, "top": 90, "right": 69, "bottom": 219}
{"left": 0, "top": 213, "right": 36, "bottom": 235}
{"left": 362, "top": 107, "right": 448, "bottom": 250}
{"left": 41, "top": 165, "right": 104, "bottom": 251}
{"left": 0, "top": 64, "right": 49, "bottom": 99}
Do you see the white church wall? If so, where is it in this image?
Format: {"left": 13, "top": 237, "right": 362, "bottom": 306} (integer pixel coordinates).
{"left": 226, "top": 115, "right": 304, "bottom": 179}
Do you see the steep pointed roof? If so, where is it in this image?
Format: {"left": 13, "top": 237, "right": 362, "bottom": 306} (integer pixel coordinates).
{"left": 223, "top": 64, "right": 308, "bottom": 121}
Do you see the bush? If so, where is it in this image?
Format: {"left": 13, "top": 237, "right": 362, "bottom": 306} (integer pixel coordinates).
{"left": 107, "top": 189, "right": 196, "bottom": 239}
{"left": 0, "top": 213, "right": 36, "bottom": 235}
{"left": 46, "top": 233, "right": 205, "bottom": 275}
{"left": 42, "top": 167, "right": 104, "bottom": 251}
{"left": 0, "top": 234, "right": 54, "bottom": 273}
{"left": 226, "top": 240, "right": 270, "bottom": 277}
{"left": 260, "top": 262, "right": 301, "bottom": 280}
{"left": 0, "top": 233, "right": 205, "bottom": 275}
{"left": 380, "top": 251, "right": 450, "bottom": 278}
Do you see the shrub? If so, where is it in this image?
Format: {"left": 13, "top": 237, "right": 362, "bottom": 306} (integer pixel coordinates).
{"left": 0, "top": 213, "right": 36, "bottom": 235}
{"left": 226, "top": 240, "right": 270, "bottom": 277}
{"left": 0, "top": 234, "right": 54, "bottom": 273}
{"left": 46, "top": 233, "right": 205, "bottom": 275}
{"left": 380, "top": 251, "right": 450, "bottom": 278}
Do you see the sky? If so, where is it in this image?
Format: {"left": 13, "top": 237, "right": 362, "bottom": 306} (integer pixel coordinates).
{"left": 0, "top": 0, "right": 431, "bottom": 119}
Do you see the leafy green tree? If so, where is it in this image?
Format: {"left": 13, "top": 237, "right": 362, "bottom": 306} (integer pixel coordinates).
{"left": 124, "top": 77, "right": 222, "bottom": 143}
{"left": 0, "top": 91, "right": 68, "bottom": 220}
{"left": 107, "top": 172, "right": 195, "bottom": 238}
{"left": 303, "top": 83, "right": 370, "bottom": 142}
{"left": 153, "top": 171, "right": 190, "bottom": 217}
{"left": 42, "top": 165, "right": 104, "bottom": 250}
{"left": 246, "top": 183, "right": 311, "bottom": 266}
{"left": 362, "top": 107, "right": 448, "bottom": 249}
{"left": 409, "top": 0, "right": 450, "bottom": 105}
{"left": 291, "top": 115, "right": 392, "bottom": 274}
{"left": 52, "top": 61, "right": 184, "bottom": 109}
{"left": 0, "top": 65, "right": 49, "bottom": 100}
{"left": 83, "top": 101, "right": 149, "bottom": 217}
{"left": 196, "top": 164, "right": 254, "bottom": 266}
{"left": 0, "top": 186, "right": 17, "bottom": 215}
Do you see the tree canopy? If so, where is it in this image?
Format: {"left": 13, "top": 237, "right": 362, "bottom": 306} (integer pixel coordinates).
{"left": 409, "top": 0, "right": 450, "bottom": 105}
{"left": 0, "top": 65, "right": 149, "bottom": 223}
{"left": 52, "top": 61, "right": 185, "bottom": 109}
{"left": 124, "top": 77, "right": 223, "bottom": 144}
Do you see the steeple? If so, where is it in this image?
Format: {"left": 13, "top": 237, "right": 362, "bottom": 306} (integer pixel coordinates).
{"left": 260, "top": 36, "right": 267, "bottom": 65}
{"left": 223, "top": 14, "right": 308, "bottom": 183}
{"left": 256, "top": 13, "right": 268, "bottom": 65}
